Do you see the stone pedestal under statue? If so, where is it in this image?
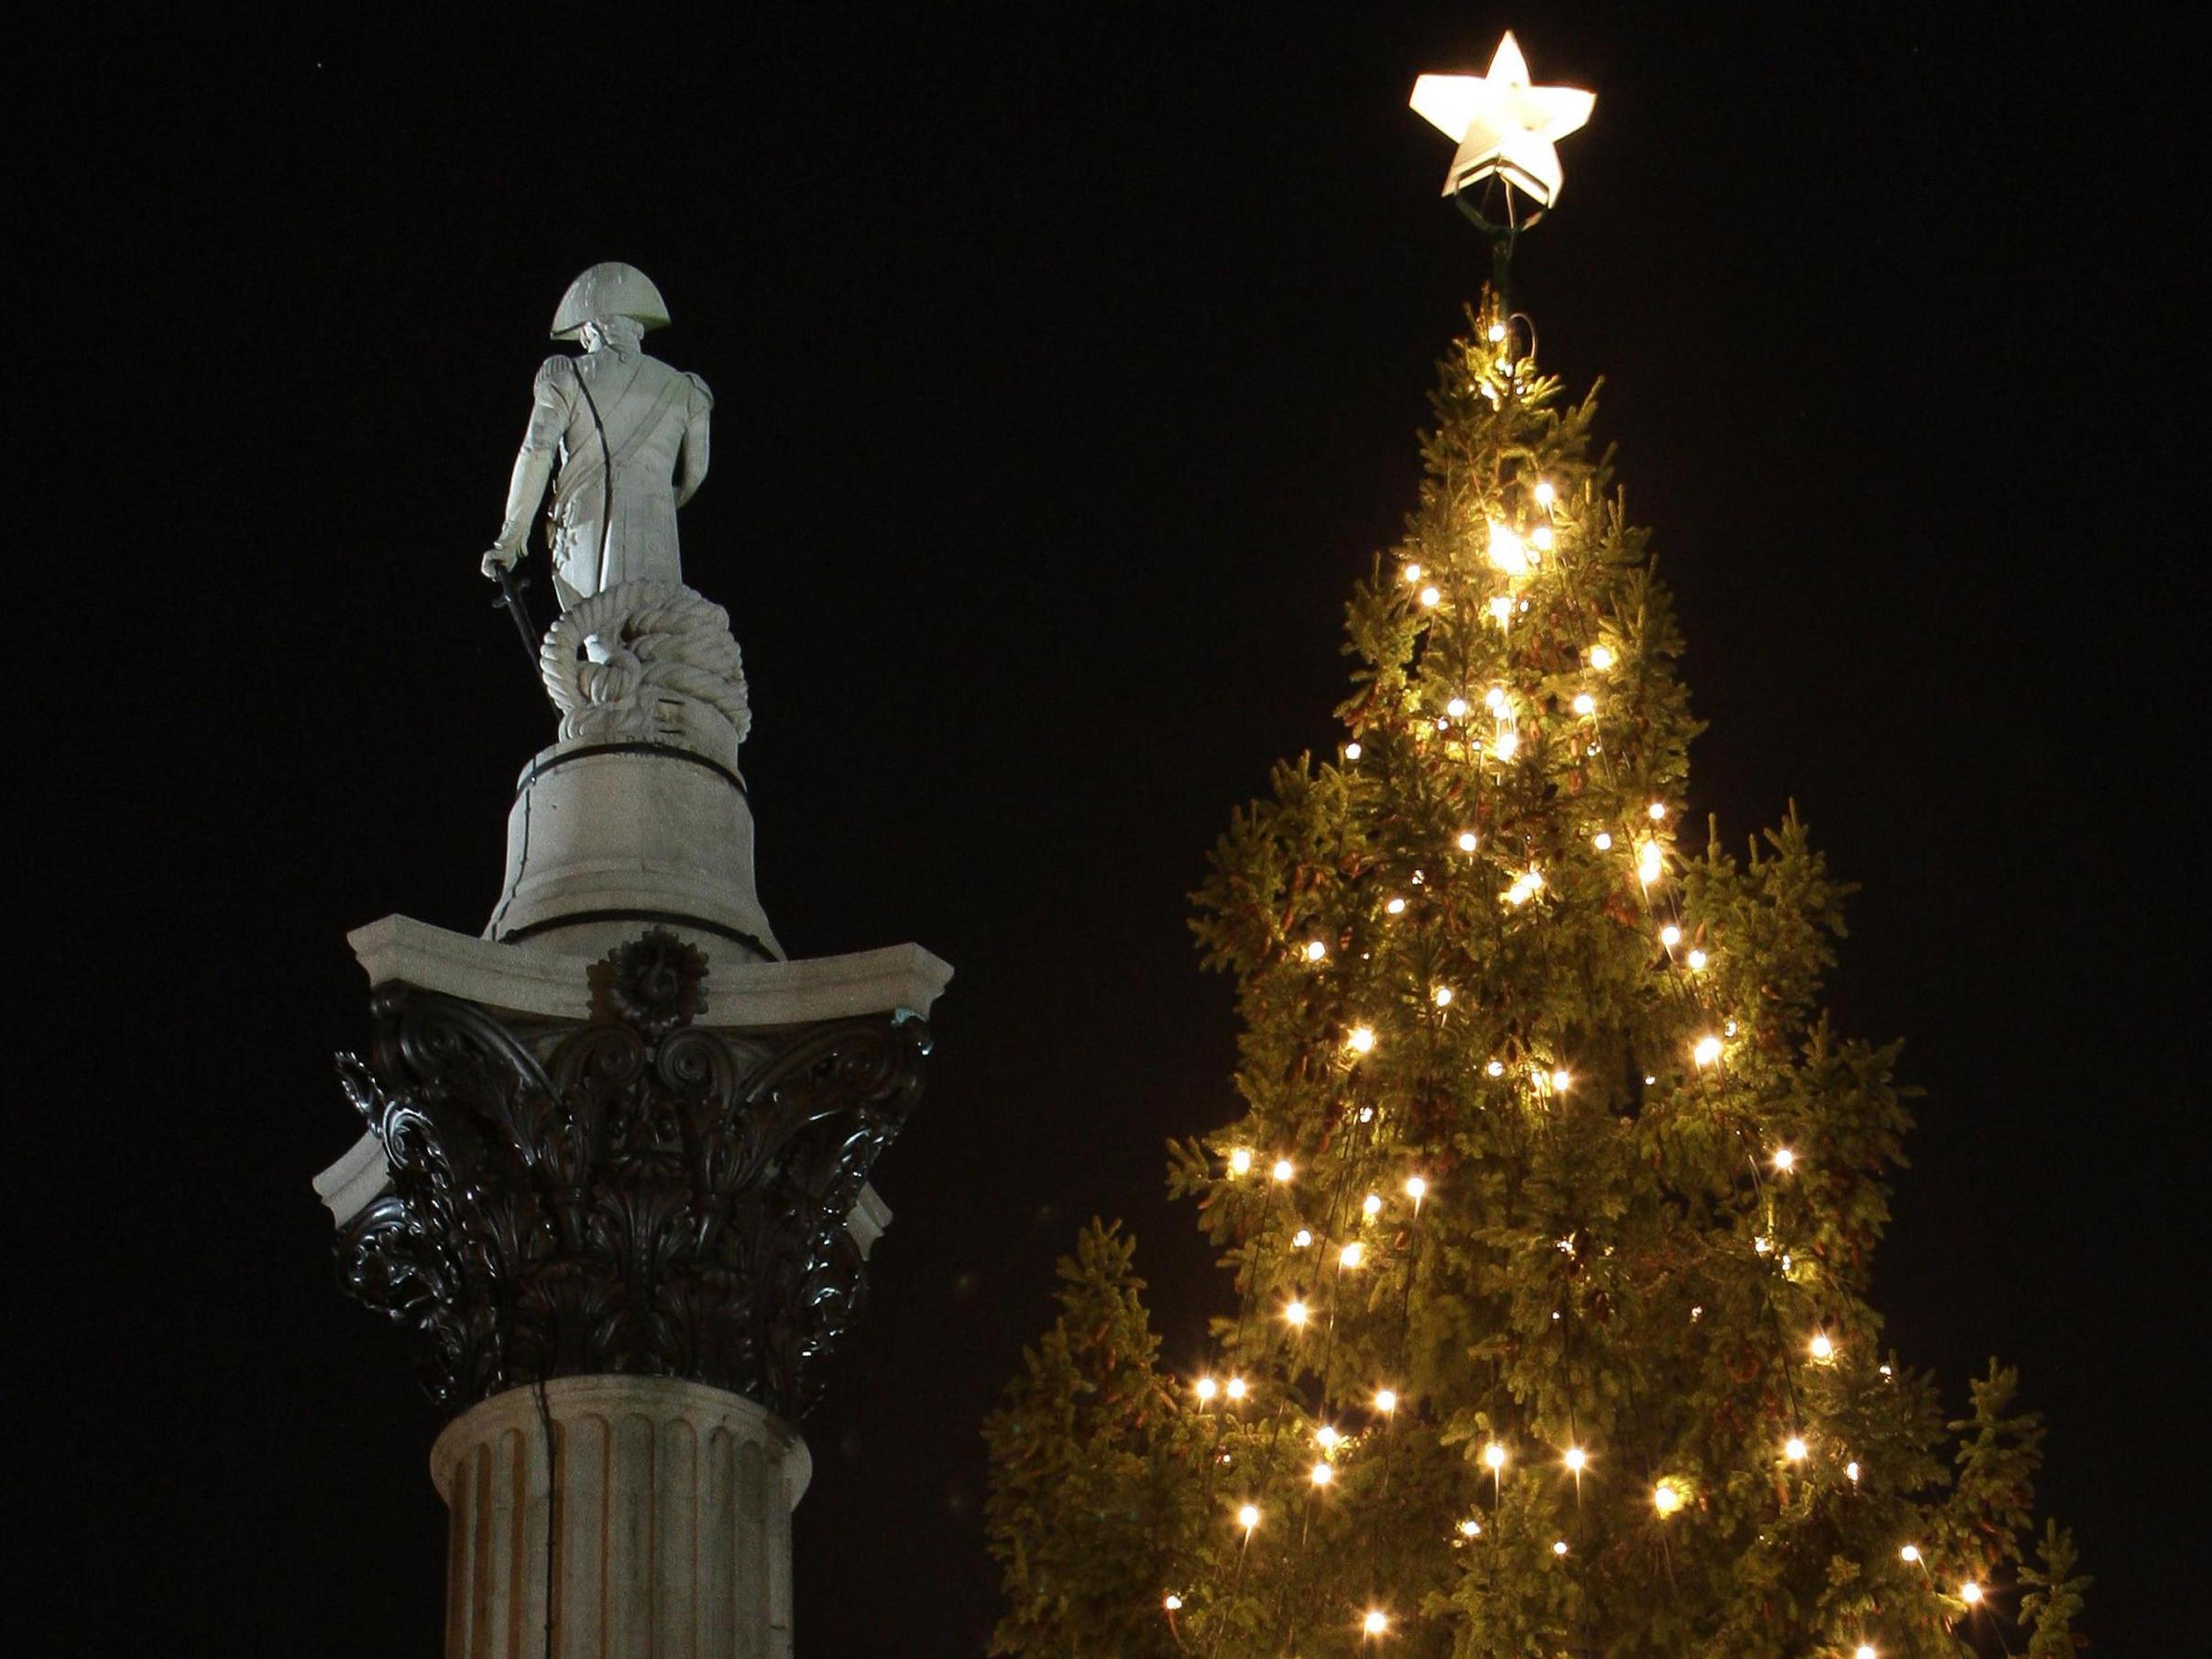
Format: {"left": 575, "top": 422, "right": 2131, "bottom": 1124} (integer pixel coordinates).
{"left": 485, "top": 739, "right": 781, "bottom": 963}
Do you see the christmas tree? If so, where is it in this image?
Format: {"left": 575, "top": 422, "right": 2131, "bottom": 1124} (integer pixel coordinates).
{"left": 984, "top": 285, "right": 2085, "bottom": 1654}
{"left": 985, "top": 46, "right": 2083, "bottom": 1649}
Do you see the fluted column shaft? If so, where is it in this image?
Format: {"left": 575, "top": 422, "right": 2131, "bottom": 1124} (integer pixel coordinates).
{"left": 431, "top": 1375, "right": 811, "bottom": 1659}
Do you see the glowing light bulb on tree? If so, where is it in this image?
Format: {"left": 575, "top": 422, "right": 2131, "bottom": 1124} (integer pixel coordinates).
{"left": 1363, "top": 1192, "right": 1383, "bottom": 1218}
{"left": 1419, "top": 584, "right": 1441, "bottom": 607}
{"left": 1458, "top": 1517, "right": 1483, "bottom": 1537}
{"left": 1230, "top": 1148, "right": 1253, "bottom": 1175}
{"left": 1960, "top": 1582, "right": 1983, "bottom": 1606}
{"left": 1900, "top": 1544, "right": 1921, "bottom": 1564}
{"left": 1571, "top": 691, "right": 1594, "bottom": 715}
{"left": 1226, "top": 1377, "right": 1247, "bottom": 1400}
{"left": 1304, "top": 939, "right": 1327, "bottom": 961}
{"left": 1589, "top": 643, "right": 1615, "bottom": 670}
{"left": 1637, "top": 841, "right": 1664, "bottom": 884}
{"left": 1292, "top": 1228, "right": 1312, "bottom": 1249}
{"left": 1654, "top": 1481, "right": 1681, "bottom": 1516}
{"left": 1195, "top": 1376, "right": 1218, "bottom": 1403}
{"left": 1784, "top": 1436, "right": 1808, "bottom": 1463}
{"left": 1348, "top": 1025, "right": 1375, "bottom": 1053}
{"left": 1563, "top": 1446, "right": 1587, "bottom": 1472}
{"left": 1447, "top": 695, "right": 1469, "bottom": 718}
{"left": 1374, "top": 1388, "right": 1397, "bottom": 1413}
{"left": 1659, "top": 924, "right": 1681, "bottom": 948}
{"left": 1239, "top": 1503, "right": 1260, "bottom": 1533}
{"left": 1272, "top": 1158, "right": 1295, "bottom": 1183}
{"left": 1487, "top": 520, "right": 1529, "bottom": 574}
{"left": 1310, "top": 1460, "right": 1333, "bottom": 1487}
{"left": 1404, "top": 562, "right": 1423, "bottom": 583}
{"left": 1165, "top": 1593, "right": 1182, "bottom": 1610}
{"left": 1285, "top": 1300, "right": 1309, "bottom": 1327}
{"left": 1432, "top": 984, "right": 1452, "bottom": 1008}
{"left": 1405, "top": 1174, "right": 1427, "bottom": 1202}
{"left": 1340, "top": 1241, "right": 1365, "bottom": 1268}
{"left": 1593, "top": 831, "right": 1613, "bottom": 850}
{"left": 1484, "top": 1443, "right": 1506, "bottom": 1471}
{"left": 1344, "top": 741, "right": 1362, "bottom": 759}
{"left": 1457, "top": 829, "right": 1478, "bottom": 851}
{"left": 1693, "top": 1034, "right": 1723, "bottom": 1067}
{"left": 1773, "top": 1147, "right": 1795, "bottom": 1172}
{"left": 1810, "top": 1332, "right": 1834, "bottom": 1363}
{"left": 1534, "top": 479, "right": 1556, "bottom": 507}
{"left": 1552, "top": 1540, "right": 1570, "bottom": 1556}
{"left": 1363, "top": 1610, "right": 1388, "bottom": 1636}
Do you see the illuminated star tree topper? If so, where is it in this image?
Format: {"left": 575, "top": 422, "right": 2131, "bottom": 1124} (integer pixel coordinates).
{"left": 1411, "top": 31, "right": 1593, "bottom": 286}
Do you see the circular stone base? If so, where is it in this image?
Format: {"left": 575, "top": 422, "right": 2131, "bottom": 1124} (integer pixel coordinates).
{"left": 485, "top": 741, "right": 782, "bottom": 962}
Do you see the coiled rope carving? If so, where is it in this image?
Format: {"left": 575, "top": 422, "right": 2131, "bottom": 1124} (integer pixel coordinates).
{"left": 540, "top": 580, "right": 752, "bottom": 756}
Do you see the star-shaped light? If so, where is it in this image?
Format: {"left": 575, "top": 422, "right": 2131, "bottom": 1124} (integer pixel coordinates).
{"left": 1410, "top": 33, "right": 1593, "bottom": 210}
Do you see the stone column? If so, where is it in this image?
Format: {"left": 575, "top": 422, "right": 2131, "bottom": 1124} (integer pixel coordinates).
{"left": 319, "top": 267, "right": 952, "bottom": 1657}
{"left": 319, "top": 922, "right": 948, "bottom": 1657}
{"left": 432, "top": 1376, "right": 810, "bottom": 1659}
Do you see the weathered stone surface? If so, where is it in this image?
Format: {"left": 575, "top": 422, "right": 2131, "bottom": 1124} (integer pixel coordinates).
{"left": 345, "top": 915, "right": 950, "bottom": 1044}
{"left": 539, "top": 584, "right": 752, "bottom": 768}
{"left": 432, "top": 1374, "right": 807, "bottom": 1659}
{"left": 485, "top": 743, "right": 782, "bottom": 962}
{"left": 480, "top": 265, "right": 756, "bottom": 771}
{"left": 483, "top": 263, "right": 706, "bottom": 606}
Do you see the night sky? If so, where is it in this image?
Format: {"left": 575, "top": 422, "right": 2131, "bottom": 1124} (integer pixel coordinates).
{"left": 31, "top": 7, "right": 2195, "bottom": 1654}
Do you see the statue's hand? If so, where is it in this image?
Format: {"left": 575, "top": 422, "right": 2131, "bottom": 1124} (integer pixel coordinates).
{"left": 481, "top": 545, "right": 520, "bottom": 580}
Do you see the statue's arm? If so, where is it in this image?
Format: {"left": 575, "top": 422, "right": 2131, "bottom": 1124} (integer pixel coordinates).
{"left": 674, "top": 371, "right": 713, "bottom": 509}
{"left": 483, "top": 359, "right": 576, "bottom": 576}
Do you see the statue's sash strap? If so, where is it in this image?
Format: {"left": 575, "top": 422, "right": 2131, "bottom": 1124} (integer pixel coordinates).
{"left": 570, "top": 358, "right": 619, "bottom": 595}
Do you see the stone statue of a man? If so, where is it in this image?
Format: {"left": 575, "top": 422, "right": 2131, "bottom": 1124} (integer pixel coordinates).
{"left": 482, "top": 263, "right": 713, "bottom": 608}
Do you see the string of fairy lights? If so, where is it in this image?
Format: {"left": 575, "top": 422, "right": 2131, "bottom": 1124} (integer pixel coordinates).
{"left": 1145, "top": 304, "right": 2005, "bottom": 1654}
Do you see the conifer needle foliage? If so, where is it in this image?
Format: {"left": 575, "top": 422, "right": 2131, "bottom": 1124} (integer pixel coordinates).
{"left": 985, "top": 298, "right": 2080, "bottom": 1659}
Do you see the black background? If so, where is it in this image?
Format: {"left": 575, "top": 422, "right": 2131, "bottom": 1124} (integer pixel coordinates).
{"left": 27, "top": 5, "right": 2196, "bottom": 1654}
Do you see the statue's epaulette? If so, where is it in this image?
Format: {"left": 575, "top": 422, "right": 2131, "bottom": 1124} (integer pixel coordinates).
{"left": 534, "top": 355, "right": 580, "bottom": 398}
